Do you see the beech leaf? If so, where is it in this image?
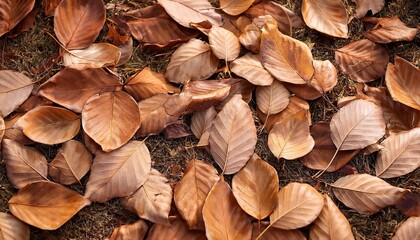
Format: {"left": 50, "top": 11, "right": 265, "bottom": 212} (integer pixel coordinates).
{"left": 0, "top": 213, "right": 30, "bottom": 240}
{"left": 182, "top": 80, "right": 231, "bottom": 113}
{"left": 392, "top": 217, "right": 420, "bottom": 240}
{"left": 0, "top": 70, "right": 34, "bottom": 117}
{"left": 220, "top": 0, "right": 253, "bottom": 16}
{"left": 256, "top": 80, "right": 290, "bottom": 116}
{"left": 146, "top": 216, "right": 206, "bottom": 240}
{"left": 62, "top": 43, "right": 121, "bottom": 69}
{"left": 363, "top": 17, "right": 418, "bottom": 43}
{"left": 251, "top": 222, "right": 306, "bottom": 240}
{"left": 107, "top": 220, "right": 148, "bottom": 240}
{"left": 209, "top": 26, "right": 241, "bottom": 61}
{"left": 353, "top": 0, "right": 384, "bottom": 19}
{"left": 231, "top": 53, "right": 274, "bottom": 86}
{"left": 0, "top": 0, "right": 35, "bottom": 37}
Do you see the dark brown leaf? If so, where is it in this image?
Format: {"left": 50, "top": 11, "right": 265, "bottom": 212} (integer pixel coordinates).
{"left": 0, "top": 0, "right": 35, "bottom": 37}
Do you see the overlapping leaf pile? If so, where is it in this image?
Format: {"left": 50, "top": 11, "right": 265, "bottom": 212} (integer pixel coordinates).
{"left": 0, "top": 0, "right": 419, "bottom": 239}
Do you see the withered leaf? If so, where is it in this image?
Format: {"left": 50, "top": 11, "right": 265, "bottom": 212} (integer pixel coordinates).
{"left": 42, "top": 0, "right": 62, "bottom": 17}
{"left": 107, "top": 220, "right": 148, "bottom": 240}
{"left": 62, "top": 43, "right": 121, "bottom": 69}
{"left": 230, "top": 53, "right": 274, "bottom": 86}
{"left": 392, "top": 217, "right": 420, "bottom": 240}
{"left": 146, "top": 216, "right": 206, "bottom": 240}
{"left": 239, "top": 23, "right": 261, "bottom": 53}
{"left": 182, "top": 80, "right": 231, "bottom": 112}
{"left": 0, "top": 213, "right": 30, "bottom": 240}
{"left": 251, "top": 222, "right": 306, "bottom": 240}
{"left": 209, "top": 26, "right": 241, "bottom": 61}
{"left": 395, "top": 191, "right": 420, "bottom": 217}
{"left": 3, "top": 114, "right": 33, "bottom": 145}
{"left": 163, "top": 121, "right": 191, "bottom": 139}
{"left": 191, "top": 107, "right": 217, "bottom": 148}
{"left": 0, "top": 0, "right": 35, "bottom": 37}
{"left": 353, "top": 0, "right": 384, "bottom": 19}
{"left": 216, "top": 78, "right": 256, "bottom": 109}
{"left": 256, "top": 80, "right": 290, "bottom": 116}
{"left": 363, "top": 16, "right": 418, "bottom": 43}
{"left": 7, "top": 8, "right": 36, "bottom": 38}
{"left": 0, "top": 70, "right": 33, "bottom": 117}
{"left": 220, "top": 0, "right": 253, "bottom": 16}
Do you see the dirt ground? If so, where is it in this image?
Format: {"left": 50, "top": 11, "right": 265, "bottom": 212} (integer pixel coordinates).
{"left": 0, "top": 0, "right": 419, "bottom": 239}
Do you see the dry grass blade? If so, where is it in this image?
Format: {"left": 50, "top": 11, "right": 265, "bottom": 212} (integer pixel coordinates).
{"left": 209, "top": 26, "right": 240, "bottom": 62}
{"left": 0, "top": 0, "right": 35, "bottom": 37}
{"left": 15, "top": 106, "right": 80, "bottom": 145}
{"left": 203, "top": 180, "right": 252, "bottom": 240}
{"left": 48, "top": 140, "right": 92, "bottom": 185}
{"left": 256, "top": 80, "right": 290, "bottom": 116}
{"left": 85, "top": 140, "right": 151, "bottom": 202}
{"left": 107, "top": 220, "right": 148, "bottom": 240}
{"left": 146, "top": 216, "right": 206, "bottom": 240}
{"left": 309, "top": 195, "right": 354, "bottom": 240}
{"left": 354, "top": 0, "right": 384, "bottom": 19}
{"left": 331, "top": 174, "right": 407, "bottom": 214}
{"left": 174, "top": 160, "right": 220, "bottom": 230}
{"left": 54, "top": 0, "right": 105, "bottom": 49}
{"left": 0, "top": 70, "right": 33, "bottom": 117}
{"left": 9, "top": 181, "right": 91, "bottom": 230}
{"left": 251, "top": 222, "right": 306, "bottom": 240}
{"left": 0, "top": 213, "right": 30, "bottom": 240}
{"left": 220, "top": 0, "right": 253, "bottom": 16}
{"left": 122, "top": 169, "right": 172, "bottom": 225}
{"left": 392, "top": 217, "right": 420, "bottom": 240}
{"left": 231, "top": 53, "right": 274, "bottom": 86}
{"left": 376, "top": 128, "right": 420, "bottom": 178}
{"left": 62, "top": 43, "right": 121, "bottom": 69}
{"left": 182, "top": 80, "right": 231, "bottom": 112}
{"left": 363, "top": 17, "right": 418, "bottom": 43}
{"left": 209, "top": 94, "right": 257, "bottom": 174}
{"left": 232, "top": 154, "right": 279, "bottom": 220}
{"left": 82, "top": 91, "right": 140, "bottom": 152}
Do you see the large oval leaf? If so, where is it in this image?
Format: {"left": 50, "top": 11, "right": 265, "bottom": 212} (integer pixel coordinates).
{"left": 0, "top": 0, "right": 35, "bottom": 37}
{"left": 9, "top": 181, "right": 91, "bottom": 230}
{"left": 209, "top": 26, "right": 240, "bottom": 61}
{"left": 82, "top": 91, "right": 140, "bottom": 152}
{"left": 256, "top": 80, "right": 290, "bottom": 115}
{"left": 15, "top": 106, "right": 80, "bottom": 145}
{"left": 174, "top": 160, "right": 220, "bottom": 230}
{"left": 108, "top": 220, "right": 148, "bottom": 240}
{"left": 146, "top": 216, "right": 206, "bottom": 240}
{"left": 203, "top": 180, "right": 252, "bottom": 240}
{"left": 0, "top": 70, "right": 33, "bottom": 117}
{"left": 363, "top": 17, "right": 418, "bottom": 44}
{"left": 54, "top": 0, "right": 105, "bottom": 49}
{"left": 331, "top": 174, "right": 406, "bottom": 214}
{"left": 0, "top": 213, "right": 30, "bottom": 240}
{"left": 392, "top": 217, "right": 420, "bottom": 240}
{"left": 231, "top": 53, "right": 274, "bottom": 86}
{"left": 209, "top": 94, "right": 257, "bottom": 174}
{"left": 182, "top": 80, "right": 231, "bottom": 113}
{"left": 62, "top": 43, "right": 120, "bottom": 69}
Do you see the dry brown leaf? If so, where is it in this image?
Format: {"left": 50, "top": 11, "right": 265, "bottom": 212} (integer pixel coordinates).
{"left": 0, "top": 70, "right": 33, "bottom": 117}
{"left": 122, "top": 169, "right": 172, "bottom": 225}
{"left": 146, "top": 216, "right": 206, "bottom": 240}
{"left": 392, "top": 217, "right": 420, "bottom": 240}
{"left": 330, "top": 99, "right": 385, "bottom": 150}
{"left": 302, "top": 0, "right": 348, "bottom": 38}
{"left": 208, "top": 26, "right": 241, "bottom": 62}
{"left": 220, "top": 0, "right": 253, "bottom": 16}
{"left": 174, "top": 160, "right": 220, "bottom": 230}
{"left": 107, "top": 220, "right": 148, "bottom": 240}
{"left": 275, "top": 3, "right": 304, "bottom": 28}
{"left": 62, "top": 43, "right": 121, "bottom": 69}
{"left": 238, "top": 23, "right": 261, "bottom": 53}
{"left": 220, "top": 15, "right": 251, "bottom": 37}
{"left": 251, "top": 222, "right": 306, "bottom": 240}
{"left": 386, "top": 56, "right": 420, "bottom": 111}
{"left": 7, "top": 8, "right": 36, "bottom": 38}
{"left": 157, "top": 0, "right": 222, "bottom": 28}
{"left": 83, "top": 130, "right": 101, "bottom": 156}
{"left": 331, "top": 173, "right": 406, "bottom": 214}
{"left": 363, "top": 17, "right": 418, "bottom": 43}
{"left": 3, "top": 114, "right": 33, "bottom": 145}
{"left": 9, "top": 181, "right": 90, "bottom": 230}
{"left": 15, "top": 106, "right": 80, "bottom": 145}
{"left": 256, "top": 80, "right": 290, "bottom": 116}
{"left": 353, "top": 0, "right": 384, "bottom": 19}
{"left": 0, "top": 213, "right": 30, "bottom": 240}
{"left": 268, "top": 111, "right": 314, "bottom": 160}
{"left": 2, "top": 139, "right": 48, "bottom": 189}
{"left": 203, "top": 180, "right": 252, "bottom": 240}
{"left": 163, "top": 121, "right": 191, "bottom": 139}
{"left": 216, "top": 78, "right": 256, "bottom": 110}
{"left": 38, "top": 68, "right": 120, "bottom": 113}
{"left": 0, "top": 116, "right": 4, "bottom": 147}
{"left": 335, "top": 39, "right": 389, "bottom": 83}
{"left": 124, "top": 67, "right": 179, "bottom": 102}
{"left": 16, "top": 91, "right": 53, "bottom": 113}
{"left": 0, "top": 0, "right": 35, "bottom": 37}
{"left": 165, "top": 39, "right": 219, "bottom": 84}
{"left": 105, "top": 17, "right": 132, "bottom": 65}
{"left": 42, "top": 0, "right": 62, "bottom": 17}
{"left": 82, "top": 91, "right": 140, "bottom": 152}
{"left": 309, "top": 194, "right": 354, "bottom": 240}
{"left": 232, "top": 154, "right": 278, "bottom": 220}
{"left": 395, "top": 191, "right": 420, "bottom": 217}
{"left": 376, "top": 128, "right": 420, "bottom": 178}
{"left": 209, "top": 94, "right": 257, "bottom": 174}
{"left": 191, "top": 107, "right": 217, "bottom": 139}
{"left": 301, "top": 123, "right": 359, "bottom": 172}
{"left": 182, "top": 80, "right": 231, "bottom": 112}
{"left": 230, "top": 53, "right": 274, "bottom": 86}
{"left": 260, "top": 21, "right": 314, "bottom": 84}
{"left": 48, "top": 140, "right": 92, "bottom": 185}
{"left": 85, "top": 140, "right": 151, "bottom": 202}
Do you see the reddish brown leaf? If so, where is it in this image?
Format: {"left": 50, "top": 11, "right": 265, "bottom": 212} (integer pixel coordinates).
{"left": 392, "top": 217, "right": 420, "bottom": 240}
{"left": 3, "top": 114, "right": 33, "bottom": 145}
{"left": 16, "top": 91, "right": 53, "bottom": 113}
{"left": 239, "top": 23, "right": 261, "bottom": 53}
{"left": 146, "top": 216, "right": 206, "bottom": 240}
{"left": 0, "top": 213, "right": 30, "bottom": 240}
{"left": 7, "top": 8, "right": 36, "bottom": 38}
{"left": 363, "top": 16, "right": 418, "bottom": 43}
{"left": 0, "top": 0, "right": 35, "bottom": 37}
{"left": 251, "top": 222, "right": 306, "bottom": 240}
{"left": 42, "top": 0, "right": 62, "bottom": 17}
{"left": 353, "top": 0, "right": 384, "bottom": 19}
{"left": 0, "top": 70, "right": 34, "bottom": 117}
{"left": 163, "top": 121, "right": 191, "bottom": 139}
{"left": 182, "top": 80, "right": 231, "bottom": 112}
{"left": 107, "top": 220, "right": 148, "bottom": 240}
{"left": 220, "top": 0, "right": 253, "bottom": 16}
{"left": 395, "top": 191, "right": 420, "bottom": 217}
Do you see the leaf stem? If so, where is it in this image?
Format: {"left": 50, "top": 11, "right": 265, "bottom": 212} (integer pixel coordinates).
{"left": 313, "top": 147, "right": 340, "bottom": 178}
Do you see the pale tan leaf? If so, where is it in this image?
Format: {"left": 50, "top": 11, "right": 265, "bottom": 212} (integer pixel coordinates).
{"left": 122, "top": 169, "right": 172, "bottom": 225}
{"left": 165, "top": 39, "right": 219, "bottom": 84}
{"left": 311, "top": 59, "right": 338, "bottom": 93}
{"left": 302, "top": 0, "right": 348, "bottom": 38}
{"left": 174, "top": 160, "right": 220, "bottom": 230}
{"left": 251, "top": 222, "right": 306, "bottom": 240}
{"left": 147, "top": 216, "right": 206, "bottom": 240}
{"left": 230, "top": 53, "right": 274, "bottom": 86}
{"left": 392, "top": 217, "right": 420, "bottom": 240}
{"left": 363, "top": 17, "right": 418, "bottom": 43}
{"left": 0, "top": 213, "right": 30, "bottom": 240}
{"left": 335, "top": 39, "right": 389, "bottom": 83}
{"left": 376, "top": 128, "right": 420, "bottom": 178}
{"left": 309, "top": 195, "right": 354, "bottom": 240}
{"left": 239, "top": 23, "right": 261, "bottom": 53}
{"left": 9, "top": 181, "right": 91, "bottom": 230}
{"left": 220, "top": 0, "right": 253, "bottom": 16}
{"left": 330, "top": 99, "right": 386, "bottom": 150}
{"left": 82, "top": 91, "right": 140, "bottom": 152}
{"left": 208, "top": 26, "right": 240, "bottom": 61}
{"left": 191, "top": 107, "right": 217, "bottom": 139}
{"left": 182, "top": 80, "right": 231, "bottom": 112}
{"left": 232, "top": 154, "right": 278, "bottom": 220}
{"left": 331, "top": 173, "right": 406, "bottom": 214}
{"left": 245, "top": 1, "right": 292, "bottom": 35}
{"left": 386, "top": 56, "right": 420, "bottom": 111}
{"left": 268, "top": 111, "right": 314, "bottom": 160}
{"left": 62, "top": 43, "right": 121, "bottom": 69}
{"left": 353, "top": 0, "right": 384, "bottom": 19}
{"left": 203, "top": 180, "right": 252, "bottom": 240}
{"left": 48, "top": 140, "right": 92, "bottom": 185}
{"left": 209, "top": 94, "right": 257, "bottom": 174}
{"left": 107, "top": 220, "right": 148, "bottom": 240}
{"left": 15, "top": 106, "right": 80, "bottom": 145}
{"left": 0, "top": 70, "right": 33, "bottom": 117}
{"left": 85, "top": 141, "right": 151, "bottom": 202}
{"left": 256, "top": 80, "right": 290, "bottom": 115}
{"left": 124, "top": 67, "right": 179, "bottom": 102}
{"left": 260, "top": 22, "right": 314, "bottom": 84}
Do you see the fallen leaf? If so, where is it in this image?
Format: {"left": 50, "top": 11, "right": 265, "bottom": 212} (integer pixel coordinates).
{"left": 392, "top": 217, "right": 420, "bottom": 240}
{"left": 15, "top": 106, "right": 80, "bottom": 145}
{"left": 256, "top": 80, "right": 290, "bottom": 116}
{"left": 209, "top": 94, "right": 257, "bottom": 174}
{"left": 203, "top": 180, "right": 252, "bottom": 240}
{"left": 83, "top": 130, "right": 101, "bottom": 156}
{"left": 309, "top": 194, "right": 354, "bottom": 240}
{"left": 251, "top": 222, "right": 306, "bottom": 240}
{"left": 220, "top": 15, "right": 251, "bottom": 37}
{"left": 0, "top": 70, "right": 33, "bottom": 117}
{"left": 331, "top": 173, "right": 406, "bottom": 214}
{"left": 191, "top": 107, "right": 217, "bottom": 140}
{"left": 363, "top": 16, "right": 418, "bottom": 43}
{"left": 163, "top": 120, "right": 191, "bottom": 139}
{"left": 16, "top": 92, "right": 53, "bottom": 113}
{"left": 107, "top": 220, "right": 148, "bottom": 240}
{"left": 9, "top": 181, "right": 91, "bottom": 230}
{"left": 301, "top": 0, "right": 348, "bottom": 38}
{"left": 353, "top": 0, "right": 384, "bottom": 19}
{"left": 48, "top": 140, "right": 92, "bottom": 185}
{"left": 239, "top": 23, "right": 261, "bottom": 53}
{"left": 165, "top": 39, "right": 219, "bottom": 84}
{"left": 0, "top": 213, "right": 30, "bottom": 240}
{"left": 0, "top": 0, "right": 35, "bottom": 37}
{"left": 395, "top": 191, "right": 420, "bottom": 217}
{"left": 122, "top": 169, "right": 172, "bottom": 225}
{"left": 62, "top": 43, "right": 121, "bottom": 69}
{"left": 146, "top": 216, "right": 206, "bottom": 240}
{"left": 42, "top": 0, "right": 62, "bottom": 16}
{"left": 220, "top": 0, "right": 253, "bottom": 16}
{"left": 386, "top": 56, "right": 420, "bottom": 111}
{"left": 7, "top": 8, "right": 36, "bottom": 38}
{"left": 0, "top": 116, "right": 4, "bottom": 147}
{"left": 105, "top": 17, "right": 133, "bottom": 66}
{"left": 216, "top": 78, "right": 256, "bottom": 109}
{"left": 208, "top": 26, "right": 241, "bottom": 62}
{"left": 335, "top": 39, "right": 389, "bottom": 83}
{"left": 82, "top": 91, "right": 140, "bottom": 152}
{"left": 3, "top": 114, "right": 33, "bottom": 145}
{"left": 276, "top": 3, "right": 305, "bottom": 28}
{"left": 230, "top": 53, "right": 274, "bottom": 86}
{"left": 182, "top": 80, "right": 231, "bottom": 112}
